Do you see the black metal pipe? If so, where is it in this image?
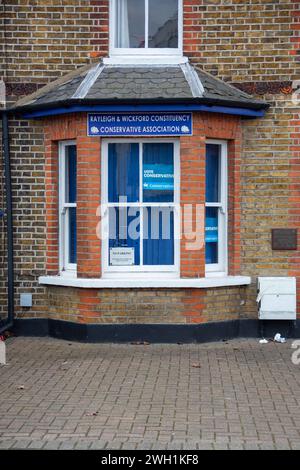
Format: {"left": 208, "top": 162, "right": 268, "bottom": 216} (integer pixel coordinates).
{"left": 0, "top": 111, "right": 14, "bottom": 334}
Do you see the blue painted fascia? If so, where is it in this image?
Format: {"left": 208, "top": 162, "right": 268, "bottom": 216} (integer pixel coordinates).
{"left": 23, "top": 103, "right": 266, "bottom": 119}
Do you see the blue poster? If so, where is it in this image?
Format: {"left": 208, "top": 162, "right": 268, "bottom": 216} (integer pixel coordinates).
{"left": 143, "top": 164, "right": 174, "bottom": 191}
{"left": 88, "top": 112, "right": 192, "bottom": 136}
{"left": 205, "top": 215, "right": 218, "bottom": 243}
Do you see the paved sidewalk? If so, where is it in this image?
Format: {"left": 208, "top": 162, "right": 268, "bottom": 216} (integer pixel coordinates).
{"left": 0, "top": 337, "right": 300, "bottom": 450}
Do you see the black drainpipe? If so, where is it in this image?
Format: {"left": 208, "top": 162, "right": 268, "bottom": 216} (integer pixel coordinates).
{"left": 0, "top": 111, "right": 14, "bottom": 333}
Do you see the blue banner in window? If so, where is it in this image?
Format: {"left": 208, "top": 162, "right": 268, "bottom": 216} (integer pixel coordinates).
{"left": 205, "top": 215, "right": 218, "bottom": 243}
{"left": 88, "top": 113, "right": 193, "bottom": 137}
{"left": 143, "top": 164, "right": 174, "bottom": 191}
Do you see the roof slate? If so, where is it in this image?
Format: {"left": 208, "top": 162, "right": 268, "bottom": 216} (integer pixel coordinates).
{"left": 86, "top": 67, "right": 192, "bottom": 100}
{"left": 11, "top": 62, "right": 268, "bottom": 112}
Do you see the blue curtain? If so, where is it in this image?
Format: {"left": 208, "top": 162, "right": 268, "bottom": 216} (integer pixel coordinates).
{"left": 205, "top": 144, "right": 220, "bottom": 264}
{"left": 143, "top": 207, "right": 174, "bottom": 265}
{"left": 206, "top": 144, "right": 219, "bottom": 203}
{"left": 108, "top": 142, "right": 175, "bottom": 267}
{"left": 67, "top": 145, "right": 77, "bottom": 264}
{"left": 69, "top": 207, "right": 77, "bottom": 264}
{"left": 108, "top": 143, "right": 139, "bottom": 202}
{"left": 68, "top": 145, "right": 77, "bottom": 203}
{"left": 143, "top": 143, "right": 174, "bottom": 265}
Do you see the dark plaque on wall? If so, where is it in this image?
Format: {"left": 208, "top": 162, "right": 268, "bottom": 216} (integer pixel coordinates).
{"left": 271, "top": 229, "right": 297, "bottom": 250}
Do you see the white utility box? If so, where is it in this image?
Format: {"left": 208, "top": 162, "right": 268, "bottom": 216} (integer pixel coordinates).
{"left": 257, "top": 277, "right": 297, "bottom": 320}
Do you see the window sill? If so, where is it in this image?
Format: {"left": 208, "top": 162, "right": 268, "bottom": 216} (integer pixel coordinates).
{"left": 38, "top": 275, "right": 251, "bottom": 289}
{"left": 103, "top": 56, "right": 188, "bottom": 66}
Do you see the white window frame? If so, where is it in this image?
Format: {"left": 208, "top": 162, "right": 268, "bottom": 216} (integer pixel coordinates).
{"left": 58, "top": 140, "right": 77, "bottom": 276}
{"left": 205, "top": 139, "right": 228, "bottom": 277}
{"left": 101, "top": 138, "right": 180, "bottom": 278}
{"left": 109, "top": 0, "right": 183, "bottom": 60}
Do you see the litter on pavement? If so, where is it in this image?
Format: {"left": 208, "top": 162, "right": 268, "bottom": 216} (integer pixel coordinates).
{"left": 259, "top": 338, "right": 269, "bottom": 344}
{"left": 274, "top": 333, "right": 286, "bottom": 343}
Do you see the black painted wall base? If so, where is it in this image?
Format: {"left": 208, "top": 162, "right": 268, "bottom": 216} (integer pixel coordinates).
{"left": 11, "top": 318, "right": 300, "bottom": 343}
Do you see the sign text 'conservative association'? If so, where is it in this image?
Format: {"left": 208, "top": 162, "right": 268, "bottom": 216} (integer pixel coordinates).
{"left": 88, "top": 113, "right": 193, "bottom": 137}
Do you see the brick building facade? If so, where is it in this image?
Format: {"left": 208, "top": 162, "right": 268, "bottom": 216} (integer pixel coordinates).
{"left": 0, "top": 0, "right": 300, "bottom": 342}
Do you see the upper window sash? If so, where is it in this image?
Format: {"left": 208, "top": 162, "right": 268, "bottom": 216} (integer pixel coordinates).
{"left": 109, "top": 0, "right": 183, "bottom": 57}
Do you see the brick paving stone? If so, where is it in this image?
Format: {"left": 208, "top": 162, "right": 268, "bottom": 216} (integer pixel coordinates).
{"left": 258, "top": 442, "right": 275, "bottom": 450}
{"left": 213, "top": 443, "right": 229, "bottom": 450}
{"left": 290, "top": 441, "right": 300, "bottom": 450}
{"left": 90, "top": 440, "right": 108, "bottom": 449}
{"left": 197, "top": 441, "right": 214, "bottom": 449}
{"left": 74, "top": 440, "right": 92, "bottom": 450}
{"left": 0, "top": 337, "right": 300, "bottom": 450}
{"left": 43, "top": 440, "right": 64, "bottom": 450}
{"left": 59, "top": 440, "right": 79, "bottom": 450}
{"left": 0, "top": 440, "right": 14, "bottom": 449}
{"left": 11, "top": 439, "right": 31, "bottom": 449}
{"left": 27, "top": 440, "right": 45, "bottom": 449}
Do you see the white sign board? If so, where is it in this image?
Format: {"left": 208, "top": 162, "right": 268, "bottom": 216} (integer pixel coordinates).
{"left": 110, "top": 247, "right": 135, "bottom": 266}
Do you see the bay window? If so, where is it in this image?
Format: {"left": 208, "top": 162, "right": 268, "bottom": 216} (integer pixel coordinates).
{"left": 102, "top": 140, "right": 180, "bottom": 276}
{"left": 205, "top": 140, "right": 228, "bottom": 276}
{"left": 59, "top": 141, "right": 77, "bottom": 274}
{"left": 110, "top": 0, "right": 182, "bottom": 57}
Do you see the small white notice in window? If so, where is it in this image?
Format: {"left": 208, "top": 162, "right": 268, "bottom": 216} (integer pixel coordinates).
{"left": 110, "top": 247, "right": 135, "bottom": 266}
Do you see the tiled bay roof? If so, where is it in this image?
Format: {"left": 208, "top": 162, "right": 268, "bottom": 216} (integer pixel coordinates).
{"left": 12, "top": 62, "right": 268, "bottom": 112}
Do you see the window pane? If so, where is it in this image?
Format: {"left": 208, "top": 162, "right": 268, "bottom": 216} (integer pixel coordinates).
{"left": 206, "top": 144, "right": 220, "bottom": 203}
{"left": 148, "top": 0, "right": 178, "bottom": 48}
{"left": 109, "top": 207, "right": 140, "bottom": 266}
{"left": 66, "top": 145, "right": 77, "bottom": 203}
{"left": 68, "top": 207, "right": 77, "bottom": 264}
{"left": 205, "top": 207, "right": 218, "bottom": 264}
{"left": 108, "top": 143, "right": 139, "bottom": 203}
{"left": 143, "top": 207, "right": 174, "bottom": 265}
{"left": 143, "top": 143, "right": 174, "bottom": 203}
{"left": 115, "top": 0, "right": 145, "bottom": 48}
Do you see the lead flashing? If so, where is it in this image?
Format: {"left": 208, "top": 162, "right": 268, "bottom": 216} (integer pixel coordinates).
{"left": 181, "top": 62, "right": 205, "bottom": 98}
{"left": 72, "top": 63, "right": 105, "bottom": 99}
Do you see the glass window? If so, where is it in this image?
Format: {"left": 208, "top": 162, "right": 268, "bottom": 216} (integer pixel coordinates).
{"left": 105, "top": 141, "right": 178, "bottom": 272}
{"left": 109, "top": 207, "right": 140, "bottom": 266}
{"left": 68, "top": 207, "right": 77, "bottom": 265}
{"left": 108, "top": 143, "right": 139, "bottom": 202}
{"left": 143, "top": 207, "right": 174, "bottom": 265}
{"left": 59, "top": 142, "right": 77, "bottom": 272}
{"left": 148, "top": 0, "right": 178, "bottom": 48}
{"left": 205, "top": 207, "right": 218, "bottom": 265}
{"left": 206, "top": 144, "right": 220, "bottom": 203}
{"left": 114, "top": 0, "right": 180, "bottom": 51}
{"left": 143, "top": 143, "right": 174, "bottom": 203}
{"left": 205, "top": 142, "right": 227, "bottom": 273}
{"left": 115, "top": 0, "right": 145, "bottom": 48}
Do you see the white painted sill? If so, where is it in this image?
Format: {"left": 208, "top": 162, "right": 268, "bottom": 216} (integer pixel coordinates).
{"left": 38, "top": 276, "right": 251, "bottom": 289}
{"left": 103, "top": 56, "right": 188, "bottom": 66}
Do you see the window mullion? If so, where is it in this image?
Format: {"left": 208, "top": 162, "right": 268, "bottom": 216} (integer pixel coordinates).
{"left": 107, "top": 203, "right": 139, "bottom": 208}
{"left": 145, "top": 0, "right": 149, "bottom": 49}
{"left": 206, "top": 202, "right": 222, "bottom": 208}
